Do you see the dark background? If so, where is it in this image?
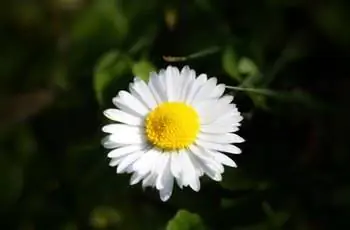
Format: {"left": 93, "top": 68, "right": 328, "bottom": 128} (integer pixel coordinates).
{"left": 0, "top": 0, "right": 350, "bottom": 229}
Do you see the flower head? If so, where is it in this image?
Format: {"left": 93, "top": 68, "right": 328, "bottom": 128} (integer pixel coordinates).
{"left": 102, "top": 66, "right": 244, "bottom": 201}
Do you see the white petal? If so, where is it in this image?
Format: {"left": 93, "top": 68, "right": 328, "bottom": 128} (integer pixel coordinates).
{"left": 192, "top": 95, "right": 236, "bottom": 124}
{"left": 129, "top": 77, "right": 157, "bottom": 110}
{"left": 196, "top": 140, "right": 242, "bottom": 154}
{"left": 197, "top": 133, "right": 245, "bottom": 144}
{"left": 174, "top": 70, "right": 186, "bottom": 101}
{"left": 189, "top": 145, "right": 224, "bottom": 174}
{"left": 101, "top": 135, "right": 124, "bottom": 149}
{"left": 107, "top": 144, "right": 145, "bottom": 158}
{"left": 132, "top": 148, "right": 160, "bottom": 176}
{"left": 102, "top": 124, "right": 142, "bottom": 134}
{"left": 185, "top": 151, "right": 204, "bottom": 177}
{"left": 113, "top": 91, "right": 149, "bottom": 117}
{"left": 194, "top": 100, "right": 232, "bottom": 124}
{"left": 116, "top": 151, "right": 144, "bottom": 173}
{"left": 169, "top": 67, "right": 185, "bottom": 101}
{"left": 142, "top": 172, "right": 157, "bottom": 189}
{"left": 148, "top": 71, "right": 166, "bottom": 103}
{"left": 157, "top": 156, "right": 174, "bottom": 202}
{"left": 220, "top": 95, "right": 234, "bottom": 104}
{"left": 159, "top": 178, "right": 174, "bottom": 202}
{"left": 155, "top": 154, "right": 170, "bottom": 190}
{"left": 173, "top": 151, "right": 184, "bottom": 189}
{"left": 185, "top": 74, "right": 207, "bottom": 104}
{"left": 180, "top": 150, "right": 201, "bottom": 191}
{"left": 175, "top": 175, "right": 184, "bottom": 189}
{"left": 192, "top": 77, "right": 218, "bottom": 103}
{"left": 210, "top": 150, "right": 237, "bottom": 167}
{"left": 170, "top": 152, "right": 182, "bottom": 178}
{"left": 187, "top": 147, "right": 222, "bottom": 181}
{"left": 109, "top": 157, "right": 123, "bottom": 167}
{"left": 141, "top": 150, "right": 166, "bottom": 189}
{"left": 190, "top": 152, "right": 222, "bottom": 181}
{"left": 157, "top": 70, "right": 166, "bottom": 90}
{"left": 210, "top": 84, "right": 225, "bottom": 98}
{"left": 109, "top": 132, "right": 145, "bottom": 145}
{"left": 212, "top": 109, "right": 243, "bottom": 125}
{"left": 103, "top": 109, "right": 143, "bottom": 126}
{"left": 193, "top": 100, "right": 218, "bottom": 124}
{"left": 208, "top": 114, "right": 243, "bottom": 128}
{"left": 200, "top": 124, "right": 239, "bottom": 134}
{"left": 164, "top": 66, "right": 180, "bottom": 101}
{"left": 179, "top": 67, "right": 196, "bottom": 101}
{"left": 130, "top": 172, "right": 145, "bottom": 185}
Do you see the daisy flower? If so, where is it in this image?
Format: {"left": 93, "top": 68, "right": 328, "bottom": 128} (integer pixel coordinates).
{"left": 101, "top": 66, "right": 244, "bottom": 201}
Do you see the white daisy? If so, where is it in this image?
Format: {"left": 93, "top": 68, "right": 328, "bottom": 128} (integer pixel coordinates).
{"left": 102, "top": 66, "right": 244, "bottom": 201}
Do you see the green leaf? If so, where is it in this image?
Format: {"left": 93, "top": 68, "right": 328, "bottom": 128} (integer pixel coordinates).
{"left": 238, "top": 57, "right": 259, "bottom": 77}
{"left": 166, "top": 210, "right": 206, "bottom": 230}
{"left": 222, "top": 46, "right": 240, "bottom": 81}
{"left": 71, "top": 0, "right": 128, "bottom": 43}
{"left": 90, "top": 206, "right": 122, "bottom": 229}
{"left": 93, "top": 50, "right": 131, "bottom": 104}
{"left": 132, "top": 60, "right": 156, "bottom": 81}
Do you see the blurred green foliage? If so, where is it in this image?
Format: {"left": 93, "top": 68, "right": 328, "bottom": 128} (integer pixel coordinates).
{"left": 1, "top": 0, "right": 350, "bottom": 229}
{"left": 166, "top": 210, "right": 206, "bottom": 230}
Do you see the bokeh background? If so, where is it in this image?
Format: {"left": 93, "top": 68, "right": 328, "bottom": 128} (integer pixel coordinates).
{"left": 1, "top": 0, "right": 350, "bottom": 229}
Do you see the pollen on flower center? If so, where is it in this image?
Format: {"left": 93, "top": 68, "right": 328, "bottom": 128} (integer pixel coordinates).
{"left": 145, "top": 102, "right": 200, "bottom": 151}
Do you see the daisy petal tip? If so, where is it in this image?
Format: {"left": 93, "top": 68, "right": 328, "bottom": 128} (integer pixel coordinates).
{"left": 101, "top": 126, "right": 109, "bottom": 133}
{"left": 234, "top": 136, "right": 245, "bottom": 143}
{"left": 130, "top": 177, "right": 140, "bottom": 186}
{"left": 229, "top": 145, "right": 242, "bottom": 154}
{"left": 116, "top": 165, "right": 126, "bottom": 174}
{"left": 101, "top": 137, "right": 107, "bottom": 146}
{"left": 213, "top": 174, "right": 222, "bottom": 182}
{"left": 103, "top": 109, "right": 112, "bottom": 119}
{"left": 133, "top": 76, "right": 142, "bottom": 82}
{"left": 156, "top": 182, "right": 164, "bottom": 191}
{"left": 191, "top": 183, "right": 201, "bottom": 192}
{"left": 166, "top": 65, "right": 177, "bottom": 71}
{"left": 107, "top": 151, "right": 119, "bottom": 158}
{"left": 129, "top": 181, "right": 137, "bottom": 186}
{"left": 160, "top": 193, "right": 171, "bottom": 202}
{"left": 226, "top": 161, "right": 237, "bottom": 168}
{"left": 118, "top": 90, "right": 127, "bottom": 97}
{"left": 181, "top": 65, "right": 190, "bottom": 71}
{"left": 234, "top": 150, "right": 242, "bottom": 154}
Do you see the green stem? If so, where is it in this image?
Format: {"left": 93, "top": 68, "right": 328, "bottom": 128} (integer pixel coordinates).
{"left": 225, "top": 86, "right": 276, "bottom": 96}
{"left": 163, "top": 46, "right": 221, "bottom": 62}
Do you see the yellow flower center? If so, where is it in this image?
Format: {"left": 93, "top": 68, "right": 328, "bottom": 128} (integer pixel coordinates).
{"left": 145, "top": 102, "right": 200, "bottom": 151}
